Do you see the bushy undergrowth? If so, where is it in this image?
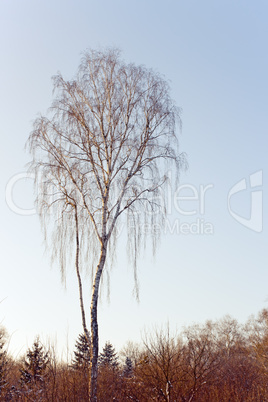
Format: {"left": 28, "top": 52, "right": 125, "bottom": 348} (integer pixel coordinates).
{"left": 0, "top": 309, "right": 268, "bottom": 401}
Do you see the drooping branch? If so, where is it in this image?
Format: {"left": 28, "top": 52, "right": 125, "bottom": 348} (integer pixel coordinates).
{"left": 27, "top": 48, "right": 186, "bottom": 401}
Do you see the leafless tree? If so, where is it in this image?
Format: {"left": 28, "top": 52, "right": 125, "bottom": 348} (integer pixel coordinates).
{"left": 246, "top": 309, "right": 268, "bottom": 379}
{"left": 138, "top": 326, "right": 183, "bottom": 401}
{"left": 182, "top": 322, "right": 221, "bottom": 401}
{"left": 27, "top": 48, "right": 185, "bottom": 400}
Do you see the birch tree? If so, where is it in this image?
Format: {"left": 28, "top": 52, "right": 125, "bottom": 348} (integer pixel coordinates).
{"left": 28, "top": 48, "right": 184, "bottom": 400}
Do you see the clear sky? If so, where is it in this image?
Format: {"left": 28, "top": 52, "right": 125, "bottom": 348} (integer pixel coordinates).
{"left": 0, "top": 0, "right": 267, "bottom": 359}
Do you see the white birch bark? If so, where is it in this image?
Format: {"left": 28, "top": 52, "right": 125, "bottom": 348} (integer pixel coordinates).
{"left": 74, "top": 206, "right": 90, "bottom": 344}
{"left": 89, "top": 243, "right": 107, "bottom": 401}
{"left": 27, "top": 48, "right": 185, "bottom": 401}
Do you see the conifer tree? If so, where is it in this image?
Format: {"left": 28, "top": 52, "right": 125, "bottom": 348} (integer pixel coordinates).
{"left": 99, "top": 342, "right": 119, "bottom": 370}
{"left": 122, "top": 356, "right": 133, "bottom": 378}
{"left": 72, "top": 333, "right": 91, "bottom": 371}
{"left": 20, "top": 337, "right": 49, "bottom": 398}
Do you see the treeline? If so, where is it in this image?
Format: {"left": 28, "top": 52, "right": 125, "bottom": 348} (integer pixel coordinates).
{"left": 0, "top": 309, "right": 268, "bottom": 401}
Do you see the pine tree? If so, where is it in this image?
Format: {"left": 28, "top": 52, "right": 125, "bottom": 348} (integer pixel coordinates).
{"left": 71, "top": 333, "right": 91, "bottom": 399}
{"left": 20, "top": 337, "right": 49, "bottom": 398}
{"left": 122, "top": 356, "right": 133, "bottom": 378}
{"left": 99, "top": 341, "right": 119, "bottom": 370}
{"left": 72, "top": 333, "right": 90, "bottom": 370}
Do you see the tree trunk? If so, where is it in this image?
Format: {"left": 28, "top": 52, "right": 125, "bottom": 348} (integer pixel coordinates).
{"left": 74, "top": 207, "right": 90, "bottom": 344}
{"left": 89, "top": 244, "right": 107, "bottom": 401}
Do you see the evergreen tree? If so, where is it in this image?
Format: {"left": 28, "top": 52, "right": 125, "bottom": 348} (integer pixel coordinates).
{"left": 20, "top": 337, "right": 49, "bottom": 393}
{"left": 72, "top": 333, "right": 90, "bottom": 370}
{"left": 122, "top": 356, "right": 133, "bottom": 378}
{"left": 71, "top": 333, "right": 91, "bottom": 400}
{"left": 99, "top": 341, "right": 119, "bottom": 370}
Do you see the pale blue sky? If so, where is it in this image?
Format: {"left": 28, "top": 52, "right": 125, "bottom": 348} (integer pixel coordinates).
{"left": 0, "top": 0, "right": 267, "bottom": 358}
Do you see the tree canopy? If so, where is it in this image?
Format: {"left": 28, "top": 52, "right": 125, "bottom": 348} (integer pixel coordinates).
{"left": 28, "top": 48, "right": 185, "bottom": 400}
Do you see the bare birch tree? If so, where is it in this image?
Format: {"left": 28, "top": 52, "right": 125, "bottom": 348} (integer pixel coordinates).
{"left": 27, "top": 48, "right": 185, "bottom": 400}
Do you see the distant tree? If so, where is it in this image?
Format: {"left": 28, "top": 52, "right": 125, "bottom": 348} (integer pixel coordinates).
{"left": 28, "top": 48, "right": 185, "bottom": 400}
{"left": 99, "top": 342, "right": 119, "bottom": 370}
{"left": 247, "top": 309, "right": 268, "bottom": 373}
{"left": 136, "top": 326, "right": 183, "bottom": 401}
{"left": 98, "top": 342, "right": 122, "bottom": 400}
{"left": 71, "top": 333, "right": 91, "bottom": 400}
{"left": 20, "top": 337, "right": 49, "bottom": 398}
{"left": 120, "top": 340, "right": 141, "bottom": 368}
{"left": 181, "top": 322, "right": 221, "bottom": 401}
{"left": 72, "top": 333, "right": 91, "bottom": 371}
{"left": 122, "top": 356, "right": 133, "bottom": 378}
